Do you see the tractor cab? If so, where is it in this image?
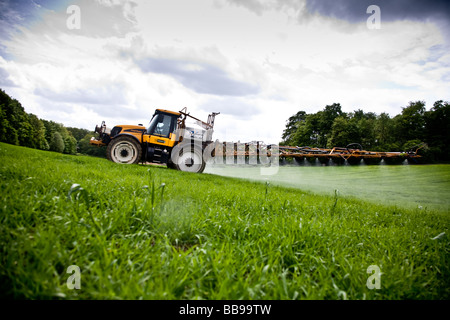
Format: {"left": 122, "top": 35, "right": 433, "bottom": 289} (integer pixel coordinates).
{"left": 143, "top": 109, "right": 182, "bottom": 150}
{"left": 147, "top": 109, "right": 181, "bottom": 139}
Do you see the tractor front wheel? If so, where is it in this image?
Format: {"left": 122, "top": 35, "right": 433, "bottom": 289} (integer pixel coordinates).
{"left": 107, "top": 135, "right": 142, "bottom": 164}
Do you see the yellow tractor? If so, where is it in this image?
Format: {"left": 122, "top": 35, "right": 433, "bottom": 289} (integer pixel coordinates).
{"left": 90, "top": 108, "right": 220, "bottom": 173}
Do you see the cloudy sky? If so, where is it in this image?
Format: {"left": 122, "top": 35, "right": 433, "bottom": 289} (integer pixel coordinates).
{"left": 1, "top": 0, "right": 449, "bottom": 143}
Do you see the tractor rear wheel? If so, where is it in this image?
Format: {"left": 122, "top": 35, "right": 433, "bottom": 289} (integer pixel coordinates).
{"left": 107, "top": 135, "right": 142, "bottom": 164}
{"left": 172, "top": 143, "right": 206, "bottom": 173}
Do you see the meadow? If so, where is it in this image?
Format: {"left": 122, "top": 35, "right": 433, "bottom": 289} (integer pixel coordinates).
{"left": 205, "top": 163, "right": 450, "bottom": 212}
{"left": 0, "top": 142, "right": 449, "bottom": 299}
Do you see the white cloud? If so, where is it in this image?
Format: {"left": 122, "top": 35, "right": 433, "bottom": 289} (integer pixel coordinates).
{"left": 0, "top": 0, "right": 449, "bottom": 144}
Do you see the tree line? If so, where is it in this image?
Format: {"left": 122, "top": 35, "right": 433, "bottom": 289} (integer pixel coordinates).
{"left": 0, "top": 89, "right": 105, "bottom": 157}
{"left": 281, "top": 101, "right": 450, "bottom": 162}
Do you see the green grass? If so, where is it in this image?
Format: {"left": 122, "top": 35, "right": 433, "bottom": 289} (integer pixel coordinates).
{"left": 205, "top": 164, "right": 450, "bottom": 212}
{"left": 0, "top": 142, "right": 449, "bottom": 300}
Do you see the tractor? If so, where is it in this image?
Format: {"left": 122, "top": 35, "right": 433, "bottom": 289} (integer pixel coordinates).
{"left": 90, "top": 108, "right": 220, "bottom": 173}
{"left": 91, "top": 107, "right": 423, "bottom": 173}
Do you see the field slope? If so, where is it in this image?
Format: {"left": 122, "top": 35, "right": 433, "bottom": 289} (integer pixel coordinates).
{"left": 0, "top": 142, "right": 449, "bottom": 299}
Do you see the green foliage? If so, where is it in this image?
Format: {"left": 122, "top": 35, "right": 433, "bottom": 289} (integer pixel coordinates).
{"left": 0, "top": 89, "right": 50, "bottom": 149}
{"left": 317, "top": 103, "right": 344, "bottom": 146}
{"left": 63, "top": 135, "right": 77, "bottom": 155}
{"left": 281, "top": 111, "right": 306, "bottom": 144}
{"left": 282, "top": 100, "right": 450, "bottom": 161}
{"left": 374, "top": 112, "right": 395, "bottom": 151}
{"left": 0, "top": 90, "right": 22, "bottom": 145}
{"left": 42, "top": 120, "right": 68, "bottom": 144}
{"left": 0, "top": 89, "right": 86, "bottom": 156}
{"left": 0, "top": 107, "right": 19, "bottom": 145}
{"left": 424, "top": 100, "right": 450, "bottom": 161}
{"left": 290, "top": 115, "right": 314, "bottom": 146}
{"left": 42, "top": 120, "right": 79, "bottom": 154}
{"left": 78, "top": 133, "right": 106, "bottom": 157}
{"left": 327, "top": 116, "right": 359, "bottom": 148}
{"left": 402, "top": 139, "right": 424, "bottom": 151}
{"left": 49, "top": 131, "right": 65, "bottom": 153}
{"left": 66, "top": 127, "right": 90, "bottom": 142}
{"left": 0, "top": 143, "right": 449, "bottom": 299}
{"left": 28, "top": 113, "right": 49, "bottom": 150}
{"left": 394, "top": 101, "right": 426, "bottom": 142}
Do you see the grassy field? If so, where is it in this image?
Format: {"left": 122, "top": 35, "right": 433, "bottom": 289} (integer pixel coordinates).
{"left": 0, "top": 142, "right": 449, "bottom": 300}
{"left": 205, "top": 164, "right": 450, "bottom": 212}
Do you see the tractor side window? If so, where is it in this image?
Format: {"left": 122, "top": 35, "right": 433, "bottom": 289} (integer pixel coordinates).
{"left": 148, "top": 114, "right": 174, "bottom": 138}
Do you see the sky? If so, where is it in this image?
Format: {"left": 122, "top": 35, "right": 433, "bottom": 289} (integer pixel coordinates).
{"left": 1, "top": 0, "right": 449, "bottom": 143}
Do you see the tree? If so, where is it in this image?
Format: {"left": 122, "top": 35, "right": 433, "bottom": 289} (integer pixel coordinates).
{"left": 394, "top": 101, "right": 426, "bottom": 145}
{"left": 28, "top": 114, "right": 49, "bottom": 150}
{"left": 17, "top": 119, "right": 34, "bottom": 148}
{"left": 316, "top": 103, "right": 345, "bottom": 147}
{"left": 42, "top": 119, "right": 66, "bottom": 145}
{"left": 291, "top": 113, "right": 322, "bottom": 147}
{"left": 327, "top": 116, "right": 359, "bottom": 147}
{"left": 49, "top": 131, "right": 65, "bottom": 153}
{"left": 374, "top": 113, "right": 396, "bottom": 151}
{"left": 281, "top": 111, "right": 306, "bottom": 145}
{"left": 0, "top": 90, "right": 27, "bottom": 146}
{"left": 67, "top": 127, "right": 90, "bottom": 142}
{"left": 63, "top": 135, "right": 77, "bottom": 155}
{"left": 0, "top": 88, "right": 107, "bottom": 157}
{"left": 78, "top": 133, "right": 106, "bottom": 157}
{"left": 424, "top": 100, "right": 450, "bottom": 161}
{"left": 353, "top": 111, "right": 376, "bottom": 149}
{"left": 41, "top": 119, "right": 77, "bottom": 154}
{"left": 0, "top": 103, "right": 18, "bottom": 145}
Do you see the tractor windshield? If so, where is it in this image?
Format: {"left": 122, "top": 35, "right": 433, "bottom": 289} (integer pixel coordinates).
{"left": 147, "top": 113, "right": 159, "bottom": 134}
{"left": 147, "top": 112, "right": 178, "bottom": 138}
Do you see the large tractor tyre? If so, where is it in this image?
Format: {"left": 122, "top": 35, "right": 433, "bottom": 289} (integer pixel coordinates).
{"left": 107, "top": 135, "right": 142, "bottom": 164}
{"left": 172, "top": 144, "right": 206, "bottom": 173}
